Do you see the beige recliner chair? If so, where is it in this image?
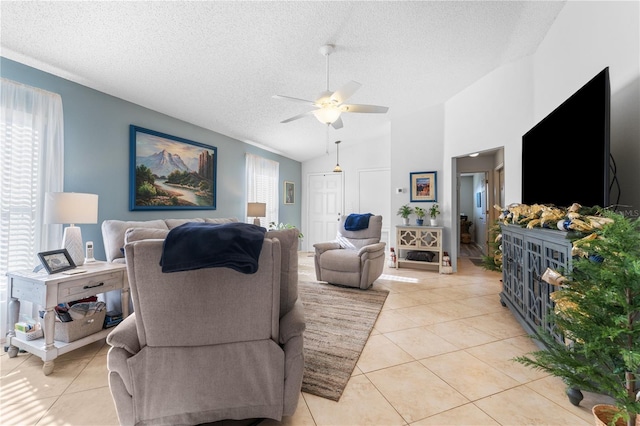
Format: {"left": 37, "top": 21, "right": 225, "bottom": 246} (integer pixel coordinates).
{"left": 313, "top": 215, "right": 386, "bottom": 289}
{"left": 106, "top": 229, "right": 305, "bottom": 425}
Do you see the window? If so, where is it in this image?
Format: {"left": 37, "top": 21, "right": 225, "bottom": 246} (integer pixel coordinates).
{"left": 1, "top": 79, "right": 64, "bottom": 338}
{"left": 245, "top": 153, "right": 279, "bottom": 227}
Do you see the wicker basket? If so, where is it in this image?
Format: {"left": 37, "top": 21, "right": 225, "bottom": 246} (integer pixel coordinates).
{"left": 15, "top": 328, "right": 44, "bottom": 341}
{"left": 53, "top": 310, "right": 106, "bottom": 343}
{"left": 593, "top": 404, "right": 640, "bottom": 426}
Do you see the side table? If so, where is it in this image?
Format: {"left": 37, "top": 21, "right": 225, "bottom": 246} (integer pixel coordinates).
{"left": 5, "top": 261, "right": 129, "bottom": 375}
{"left": 396, "top": 225, "right": 444, "bottom": 272}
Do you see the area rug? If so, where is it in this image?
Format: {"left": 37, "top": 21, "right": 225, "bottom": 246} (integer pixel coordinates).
{"left": 298, "top": 280, "right": 389, "bottom": 401}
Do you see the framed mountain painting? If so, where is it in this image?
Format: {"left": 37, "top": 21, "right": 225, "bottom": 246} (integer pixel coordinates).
{"left": 129, "top": 125, "right": 217, "bottom": 210}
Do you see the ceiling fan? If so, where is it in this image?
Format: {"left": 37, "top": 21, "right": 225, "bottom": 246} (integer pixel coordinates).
{"left": 273, "top": 44, "right": 389, "bottom": 129}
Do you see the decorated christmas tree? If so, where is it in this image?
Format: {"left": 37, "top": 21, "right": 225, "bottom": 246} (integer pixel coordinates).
{"left": 516, "top": 211, "right": 640, "bottom": 426}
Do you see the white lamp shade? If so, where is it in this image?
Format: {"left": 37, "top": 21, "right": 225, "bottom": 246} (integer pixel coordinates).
{"left": 44, "top": 192, "right": 99, "bottom": 225}
{"left": 247, "top": 202, "right": 266, "bottom": 218}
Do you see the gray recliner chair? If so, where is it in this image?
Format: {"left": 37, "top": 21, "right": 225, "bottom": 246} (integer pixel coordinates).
{"left": 313, "top": 215, "right": 386, "bottom": 289}
{"left": 106, "top": 231, "right": 305, "bottom": 425}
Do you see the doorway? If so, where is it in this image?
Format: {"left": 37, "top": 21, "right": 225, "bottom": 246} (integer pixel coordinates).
{"left": 455, "top": 148, "right": 504, "bottom": 262}
{"left": 459, "top": 172, "right": 487, "bottom": 259}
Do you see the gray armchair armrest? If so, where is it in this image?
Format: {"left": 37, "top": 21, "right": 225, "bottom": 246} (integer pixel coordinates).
{"left": 106, "top": 315, "right": 140, "bottom": 398}
{"left": 106, "top": 314, "right": 140, "bottom": 355}
{"left": 313, "top": 241, "right": 341, "bottom": 255}
{"left": 357, "top": 242, "right": 386, "bottom": 256}
{"left": 279, "top": 299, "right": 306, "bottom": 345}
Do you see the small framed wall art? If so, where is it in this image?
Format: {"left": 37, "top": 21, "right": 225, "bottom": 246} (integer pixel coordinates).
{"left": 129, "top": 125, "right": 217, "bottom": 211}
{"left": 284, "top": 181, "right": 295, "bottom": 204}
{"left": 410, "top": 171, "right": 437, "bottom": 202}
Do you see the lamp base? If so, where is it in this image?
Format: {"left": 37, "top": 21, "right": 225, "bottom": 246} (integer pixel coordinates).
{"left": 253, "top": 218, "right": 261, "bottom": 226}
{"left": 62, "top": 226, "right": 84, "bottom": 266}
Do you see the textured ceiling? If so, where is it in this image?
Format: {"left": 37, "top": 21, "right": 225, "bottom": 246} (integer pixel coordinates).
{"left": 1, "top": 1, "right": 565, "bottom": 162}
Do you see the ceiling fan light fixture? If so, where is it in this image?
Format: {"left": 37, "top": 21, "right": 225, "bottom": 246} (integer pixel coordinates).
{"left": 313, "top": 107, "right": 341, "bottom": 125}
{"left": 274, "top": 44, "right": 388, "bottom": 128}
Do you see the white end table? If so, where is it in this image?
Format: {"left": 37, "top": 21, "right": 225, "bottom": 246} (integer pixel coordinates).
{"left": 5, "top": 261, "right": 129, "bottom": 375}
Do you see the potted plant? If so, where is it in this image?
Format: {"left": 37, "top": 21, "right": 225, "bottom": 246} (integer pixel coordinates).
{"left": 397, "top": 204, "right": 413, "bottom": 226}
{"left": 429, "top": 204, "right": 440, "bottom": 226}
{"left": 414, "top": 207, "right": 426, "bottom": 226}
{"left": 515, "top": 211, "right": 640, "bottom": 426}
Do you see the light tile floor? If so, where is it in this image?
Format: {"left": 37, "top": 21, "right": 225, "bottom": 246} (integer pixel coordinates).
{"left": 1, "top": 255, "right": 613, "bottom": 425}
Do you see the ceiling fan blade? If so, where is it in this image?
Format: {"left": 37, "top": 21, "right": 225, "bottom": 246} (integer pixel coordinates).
{"left": 273, "top": 95, "right": 316, "bottom": 106}
{"left": 340, "top": 104, "right": 389, "bottom": 114}
{"left": 280, "top": 110, "right": 314, "bottom": 124}
{"left": 331, "top": 116, "right": 344, "bottom": 130}
{"left": 331, "top": 81, "right": 362, "bottom": 104}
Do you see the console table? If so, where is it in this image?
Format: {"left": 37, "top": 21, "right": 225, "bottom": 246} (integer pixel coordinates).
{"left": 396, "top": 225, "right": 443, "bottom": 273}
{"left": 500, "top": 224, "right": 572, "bottom": 345}
{"left": 5, "top": 261, "right": 129, "bottom": 375}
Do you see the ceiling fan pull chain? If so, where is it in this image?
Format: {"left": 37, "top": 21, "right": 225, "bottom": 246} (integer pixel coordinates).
{"left": 326, "top": 124, "right": 330, "bottom": 154}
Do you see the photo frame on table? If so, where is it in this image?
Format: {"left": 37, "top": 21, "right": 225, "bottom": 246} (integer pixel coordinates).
{"left": 284, "top": 181, "right": 295, "bottom": 204}
{"left": 38, "top": 249, "right": 76, "bottom": 274}
{"left": 410, "top": 171, "right": 437, "bottom": 202}
{"left": 129, "top": 125, "right": 217, "bottom": 211}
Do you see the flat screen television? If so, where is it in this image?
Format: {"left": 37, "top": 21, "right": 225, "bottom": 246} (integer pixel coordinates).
{"left": 522, "top": 67, "right": 610, "bottom": 208}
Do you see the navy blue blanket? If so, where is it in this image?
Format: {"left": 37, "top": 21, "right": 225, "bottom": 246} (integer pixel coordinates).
{"left": 344, "top": 213, "right": 373, "bottom": 231}
{"left": 160, "top": 222, "right": 266, "bottom": 274}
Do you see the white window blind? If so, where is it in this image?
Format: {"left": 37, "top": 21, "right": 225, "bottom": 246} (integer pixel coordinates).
{"left": 1, "top": 78, "right": 64, "bottom": 339}
{"left": 245, "top": 153, "right": 279, "bottom": 227}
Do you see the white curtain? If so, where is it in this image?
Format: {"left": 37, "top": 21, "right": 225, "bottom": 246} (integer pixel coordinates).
{"left": 245, "top": 153, "right": 279, "bottom": 227}
{"left": 1, "top": 78, "right": 64, "bottom": 338}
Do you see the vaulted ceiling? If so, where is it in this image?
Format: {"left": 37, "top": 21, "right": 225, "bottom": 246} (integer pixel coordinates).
{"left": 1, "top": 1, "right": 565, "bottom": 161}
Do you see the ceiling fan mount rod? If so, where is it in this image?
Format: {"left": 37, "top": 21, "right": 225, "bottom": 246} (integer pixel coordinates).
{"left": 320, "top": 44, "right": 335, "bottom": 91}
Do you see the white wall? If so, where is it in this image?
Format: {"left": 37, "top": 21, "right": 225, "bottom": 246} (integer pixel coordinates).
{"left": 390, "top": 104, "right": 445, "bottom": 251}
{"left": 459, "top": 176, "right": 474, "bottom": 220}
{"left": 300, "top": 124, "right": 391, "bottom": 251}
{"left": 534, "top": 0, "right": 640, "bottom": 216}
{"left": 444, "top": 1, "right": 640, "bottom": 265}
{"left": 445, "top": 56, "right": 534, "bottom": 208}
{"left": 301, "top": 1, "right": 640, "bottom": 266}
{"left": 444, "top": 58, "right": 534, "bottom": 267}
{"left": 472, "top": 173, "right": 485, "bottom": 247}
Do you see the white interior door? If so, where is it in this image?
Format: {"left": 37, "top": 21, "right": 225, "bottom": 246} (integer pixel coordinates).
{"left": 307, "top": 173, "right": 343, "bottom": 249}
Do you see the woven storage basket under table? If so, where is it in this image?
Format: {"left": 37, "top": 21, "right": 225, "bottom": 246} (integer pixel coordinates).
{"left": 53, "top": 310, "right": 106, "bottom": 343}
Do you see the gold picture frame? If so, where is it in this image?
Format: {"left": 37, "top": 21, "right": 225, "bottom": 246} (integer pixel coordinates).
{"left": 410, "top": 171, "right": 437, "bottom": 202}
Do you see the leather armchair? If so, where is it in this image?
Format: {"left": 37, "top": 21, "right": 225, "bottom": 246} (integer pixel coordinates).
{"left": 313, "top": 215, "right": 386, "bottom": 289}
{"left": 106, "top": 236, "right": 305, "bottom": 425}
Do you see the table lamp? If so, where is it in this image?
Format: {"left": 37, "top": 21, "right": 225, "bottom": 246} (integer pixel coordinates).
{"left": 44, "top": 192, "right": 99, "bottom": 266}
{"left": 247, "top": 202, "right": 266, "bottom": 226}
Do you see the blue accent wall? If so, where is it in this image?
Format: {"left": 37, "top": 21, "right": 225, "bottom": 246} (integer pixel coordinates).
{"left": 1, "top": 57, "right": 302, "bottom": 261}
